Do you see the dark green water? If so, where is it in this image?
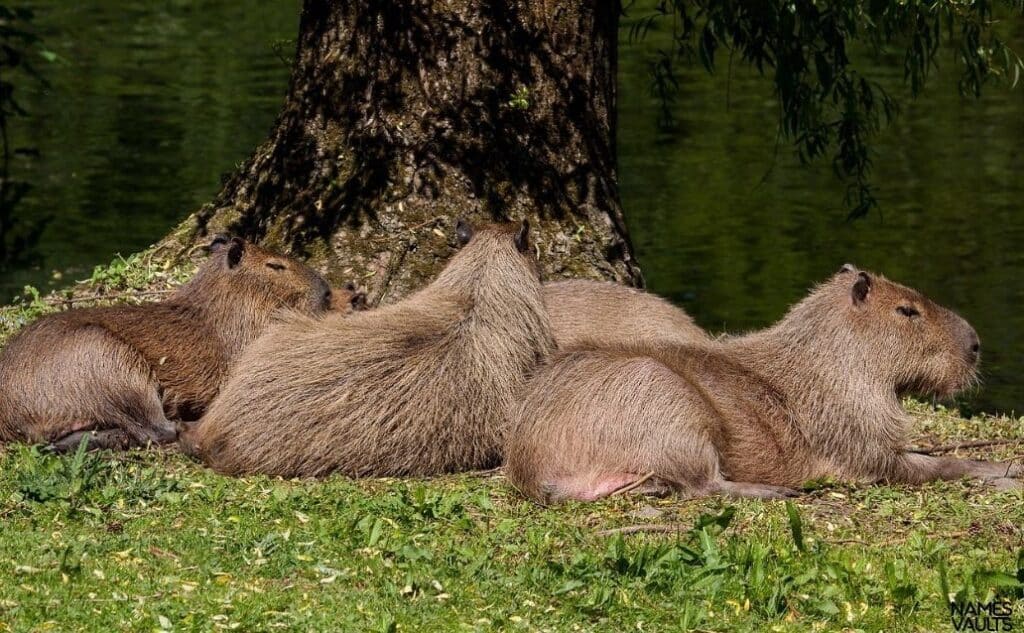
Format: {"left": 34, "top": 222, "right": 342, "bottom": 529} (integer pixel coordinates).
{"left": 2, "top": 3, "right": 1023, "bottom": 414}
{"left": 0, "top": 1, "right": 300, "bottom": 294}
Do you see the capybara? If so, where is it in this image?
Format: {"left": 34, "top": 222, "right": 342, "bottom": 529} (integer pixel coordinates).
{"left": 183, "top": 219, "right": 554, "bottom": 478}
{"left": 506, "top": 265, "right": 1021, "bottom": 503}
{"left": 542, "top": 280, "right": 709, "bottom": 351}
{"left": 0, "top": 236, "right": 356, "bottom": 452}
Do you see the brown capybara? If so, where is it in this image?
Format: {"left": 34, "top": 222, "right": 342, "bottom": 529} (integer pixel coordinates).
{"left": 0, "top": 236, "right": 358, "bottom": 452}
{"left": 506, "top": 265, "right": 1022, "bottom": 503}
{"left": 542, "top": 280, "right": 709, "bottom": 351}
{"left": 182, "top": 219, "right": 554, "bottom": 478}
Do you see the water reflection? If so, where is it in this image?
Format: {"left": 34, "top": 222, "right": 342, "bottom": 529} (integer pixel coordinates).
{"left": 0, "top": 1, "right": 298, "bottom": 298}
{"left": 0, "top": 6, "right": 50, "bottom": 271}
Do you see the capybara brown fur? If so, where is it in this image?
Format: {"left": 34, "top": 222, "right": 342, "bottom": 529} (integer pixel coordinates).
{"left": 183, "top": 220, "right": 554, "bottom": 478}
{"left": 506, "top": 265, "right": 1021, "bottom": 503}
{"left": 542, "top": 280, "right": 709, "bottom": 351}
{"left": 0, "top": 236, "right": 354, "bottom": 452}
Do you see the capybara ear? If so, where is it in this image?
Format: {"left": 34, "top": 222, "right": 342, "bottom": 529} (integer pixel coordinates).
{"left": 515, "top": 219, "right": 530, "bottom": 254}
{"left": 839, "top": 263, "right": 857, "bottom": 274}
{"left": 852, "top": 271, "right": 872, "bottom": 304}
{"left": 455, "top": 218, "right": 474, "bottom": 246}
{"left": 208, "top": 234, "right": 231, "bottom": 253}
{"left": 344, "top": 282, "right": 369, "bottom": 310}
{"left": 227, "top": 237, "right": 246, "bottom": 269}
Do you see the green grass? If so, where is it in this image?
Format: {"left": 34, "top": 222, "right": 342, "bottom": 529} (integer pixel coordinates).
{"left": 0, "top": 256, "right": 1022, "bottom": 631}
{"left": 0, "top": 406, "right": 1021, "bottom": 632}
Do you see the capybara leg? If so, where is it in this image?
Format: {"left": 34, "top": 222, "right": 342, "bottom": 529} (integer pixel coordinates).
{"left": 47, "top": 429, "right": 133, "bottom": 453}
{"left": 175, "top": 420, "right": 201, "bottom": 457}
{"left": 889, "top": 453, "right": 1021, "bottom": 484}
{"left": 115, "top": 387, "right": 178, "bottom": 448}
{"left": 711, "top": 480, "right": 801, "bottom": 500}
{"left": 55, "top": 395, "right": 177, "bottom": 453}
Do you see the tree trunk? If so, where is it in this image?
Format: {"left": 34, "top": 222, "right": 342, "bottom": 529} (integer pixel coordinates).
{"left": 158, "top": 0, "right": 642, "bottom": 304}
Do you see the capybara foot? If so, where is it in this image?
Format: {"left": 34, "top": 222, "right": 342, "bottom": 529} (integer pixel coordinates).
{"left": 989, "top": 477, "right": 1023, "bottom": 491}
{"left": 47, "top": 429, "right": 134, "bottom": 453}
{"left": 146, "top": 420, "right": 179, "bottom": 445}
{"left": 715, "top": 480, "right": 802, "bottom": 500}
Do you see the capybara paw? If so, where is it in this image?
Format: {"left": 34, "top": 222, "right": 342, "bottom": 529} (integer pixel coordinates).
{"left": 989, "top": 477, "right": 1023, "bottom": 491}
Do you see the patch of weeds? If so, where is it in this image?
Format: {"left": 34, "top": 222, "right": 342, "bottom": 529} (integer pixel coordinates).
{"left": 85, "top": 251, "right": 192, "bottom": 293}
{"left": 10, "top": 440, "right": 107, "bottom": 515}
{"left": 96, "top": 461, "right": 184, "bottom": 506}
{"left": 0, "top": 285, "right": 55, "bottom": 343}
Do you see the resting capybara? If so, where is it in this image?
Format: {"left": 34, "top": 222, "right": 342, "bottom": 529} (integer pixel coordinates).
{"left": 183, "top": 219, "right": 554, "bottom": 478}
{"left": 0, "top": 235, "right": 356, "bottom": 452}
{"left": 506, "top": 265, "right": 1022, "bottom": 503}
{"left": 542, "top": 280, "right": 709, "bottom": 351}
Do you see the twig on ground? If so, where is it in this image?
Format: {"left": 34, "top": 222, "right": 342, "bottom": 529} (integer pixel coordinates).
{"left": 910, "top": 439, "right": 1023, "bottom": 455}
{"left": 609, "top": 472, "right": 657, "bottom": 497}
{"left": 463, "top": 466, "right": 503, "bottom": 478}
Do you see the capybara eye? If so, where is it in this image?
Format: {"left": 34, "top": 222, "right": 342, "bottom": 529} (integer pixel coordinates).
{"left": 266, "top": 262, "right": 287, "bottom": 271}
{"left": 896, "top": 306, "right": 920, "bottom": 318}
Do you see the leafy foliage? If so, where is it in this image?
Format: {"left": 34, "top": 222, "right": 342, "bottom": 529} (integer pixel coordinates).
{"left": 624, "top": 0, "right": 1024, "bottom": 218}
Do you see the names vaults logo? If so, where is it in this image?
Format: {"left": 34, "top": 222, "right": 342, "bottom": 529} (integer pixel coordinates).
{"left": 949, "top": 600, "right": 1015, "bottom": 632}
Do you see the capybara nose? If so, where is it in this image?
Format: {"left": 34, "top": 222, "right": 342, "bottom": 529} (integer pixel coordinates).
{"left": 967, "top": 332, "right": 981, "bottom": 364}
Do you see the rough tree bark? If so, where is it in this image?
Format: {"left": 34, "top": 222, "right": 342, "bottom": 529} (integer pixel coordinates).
{"left": 157, "top": 0, "right": 642, "bottom": 303}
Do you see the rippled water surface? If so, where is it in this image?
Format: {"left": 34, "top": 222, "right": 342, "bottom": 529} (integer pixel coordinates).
{"left": 3, "top": 3, "right": 1023, "bottom": 413}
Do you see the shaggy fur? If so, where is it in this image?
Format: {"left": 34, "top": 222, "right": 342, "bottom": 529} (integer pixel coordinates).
{"left": 542, "top": 280, "right": 708, "bottom": 351}
{"left": 0, "top": 237, "right": 349, "bottom": 451}
{"left": 505, "top": 265, "right": 1021, "bottom": 503}
{"left": 183, "top": 221, "right": 554, "bottom": 478}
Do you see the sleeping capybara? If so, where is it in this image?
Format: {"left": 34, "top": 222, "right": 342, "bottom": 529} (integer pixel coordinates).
{"left": 0, "top": 236, "right": 357, "bottom": 452}
{"left": 542, "top": 280, "right": 709, "bottom": 351}
{"left": 182, "top": 219, "right": 554, "bottom": 478}
{"left": 506, "top": 265, "right": 1021, "bottom": 503}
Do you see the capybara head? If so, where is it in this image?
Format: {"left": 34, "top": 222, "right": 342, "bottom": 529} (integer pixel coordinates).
{"left": 207, "top": 235, "right": 333, "bottom": 313}
{"left": 786, "top": 264, "right": 979, "bottom": 399}
{"left": 447, "top": 218, "right": 538, "bottom": 277}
